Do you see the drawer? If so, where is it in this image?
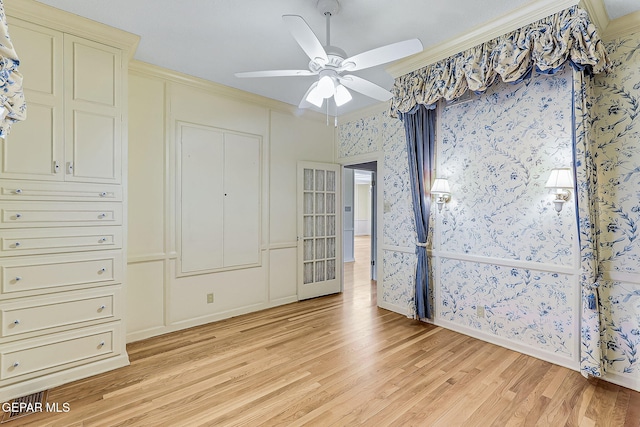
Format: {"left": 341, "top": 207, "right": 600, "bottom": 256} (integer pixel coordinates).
{"left": 0, "top": 325, "right": 118, "bottom": 381}
{"left": 1, "top": 288, "right": 120, "bottom": 338}
{"left": 0, "top": 181, "right": 122, "bottom": 202}
{"left": 0, "top": 202, "right": 122, "bottom": 228}
{"left": 0, "top": 226, "right": 122, "bottom": 256}
{"left": 1, "top": 251, "right": 123, "bottom": 298}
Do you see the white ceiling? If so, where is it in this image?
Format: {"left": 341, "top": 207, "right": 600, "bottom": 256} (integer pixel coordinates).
{"left": 34, "top": 0, "right": 640, "bottom": 115}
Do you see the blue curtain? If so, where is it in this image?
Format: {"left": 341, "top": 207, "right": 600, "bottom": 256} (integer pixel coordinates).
{"left": 400, "top": 105, "right": 435, "bottom": 320}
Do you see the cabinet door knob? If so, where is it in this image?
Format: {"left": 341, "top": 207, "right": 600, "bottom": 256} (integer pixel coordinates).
{"left": 99, "top": 237, "right": 108, "bottom": 243}
{"left": 12, "top": 362, "right": 19, "bottom": 368}
{"left": 54, "top": 161, "right": 60, "bottom": 173}
{"left": 67, "top": 162, "right": 73, "bottom": 174}
{"left": 15, "top": 276, "right": 22, "bottom": 281}
{"left": 100, "top": 192, "right": 107, "bottom": 197}
{"left": 13, "top": 319, "right": 20, "bottom": 325}
{"left": 14, "top": 189, "right": 22, "bottom": 194}
{"left": 99, "top": 305, "right": 106, "bottom": 310}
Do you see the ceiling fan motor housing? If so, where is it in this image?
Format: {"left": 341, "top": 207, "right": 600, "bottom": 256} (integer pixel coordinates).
{"left": 317, "top": 0, "right": 340, "bottom": 16}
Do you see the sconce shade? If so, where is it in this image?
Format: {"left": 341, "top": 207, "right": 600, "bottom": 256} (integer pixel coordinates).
{"left": 431, "top": 178, "right": 451, "bottom": 195}
{"left": 545, "top": 168, "right": 573, "bottom": 189}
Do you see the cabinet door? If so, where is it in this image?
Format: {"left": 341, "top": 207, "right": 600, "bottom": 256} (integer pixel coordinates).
{"left": 0, "top": 20, "right": 64, "bottom": 181}
{"left": 64, "top": 35, "right": 122, "bottom": 184}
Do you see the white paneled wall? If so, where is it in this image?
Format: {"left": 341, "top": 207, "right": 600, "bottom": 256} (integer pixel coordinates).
{"left": 126, "top": 63, "right": 334, "bottom": 342}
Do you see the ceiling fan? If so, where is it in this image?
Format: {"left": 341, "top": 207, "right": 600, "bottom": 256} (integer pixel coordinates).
{"left": 235, "top": 0, "right": 423, "bottom": 110}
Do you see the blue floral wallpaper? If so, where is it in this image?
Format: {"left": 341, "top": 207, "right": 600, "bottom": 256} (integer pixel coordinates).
{"left": 439, "top": 258, "right": 575, "bottom": 356}
{"left": 337, "top": 28, "right": 640, "bottom": 390}
{"left": 594, "top": 31, "right": 640, "bottom": 384}
{"left": 436, "top": 68, "right": 578, "bottom": 363}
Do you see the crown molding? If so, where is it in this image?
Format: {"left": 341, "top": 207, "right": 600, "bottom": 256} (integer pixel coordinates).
{"left": 387, "top": 0, "right": 579, "bottom": 78}
{"left": 602, "top": 10, "right": 640, "bottom": 40}
{"left": 579, "top": 0, "right": 610, "bottom": 33}
{"left": 5, "top": 0, "right": 140, "bottom": 57}
{"left": 129, "top": 61, "right": 327, "bottom": 122}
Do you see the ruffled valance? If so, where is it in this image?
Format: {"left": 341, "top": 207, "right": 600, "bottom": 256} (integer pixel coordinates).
{"left": 390, "top": 6, "right": 611, "bottom": 117}
{"left": 0, "top": 0, "right": 26, "bottom": 138}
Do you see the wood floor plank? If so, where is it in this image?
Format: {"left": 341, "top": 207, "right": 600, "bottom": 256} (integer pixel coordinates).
{"left": 4, "top": 236, "right": 639, "bottom": 426}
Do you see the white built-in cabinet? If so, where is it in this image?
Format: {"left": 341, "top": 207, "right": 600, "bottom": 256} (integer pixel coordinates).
{"left": 177, "top": 122, "right": 261, "bottom": 275}
{"left": 0, "top": 0, "right": 138, "bottom": 402}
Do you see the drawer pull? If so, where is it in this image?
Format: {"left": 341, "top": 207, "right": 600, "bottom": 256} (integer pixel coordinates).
{"left": 14, "top": 189, "right": 23, "bottom": 194}
{"left": 99, "top": 304, "right": 106, "bottom": 310}
{"left": 14, "top": 242, "right": 21, "bottom": 247}
{"left": 99, "top": 268, "right": 106, "bottom": 273}
{"left": 100, "top": 192, "right": 108, "bottom": 197}
{"left": 54, "top": 160, "right": 60, "bottom": 173}
{"left": 14, "top": 276, "right": 22, "bottom": 281}
{"left": 98, "top": 213, "right": 107, "bottom": 219}
{"left": 98, "top": 341, "right": 105, "bottom": 348}
{"left": 13, "top": 319, "right": 20, "bottom": 325}
{"left": 99, "top": 237, "right": 108, "bottom": 243}
{"left": 15, "top": 213, "right": 22, "bottom": 219}
{"left": 12, "top": 362, "right": 19, "bottom": 368}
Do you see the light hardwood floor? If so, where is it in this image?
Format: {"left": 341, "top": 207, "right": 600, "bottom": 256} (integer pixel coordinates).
{"left": 5, "top": 236, "right": 640, "bottom": 426}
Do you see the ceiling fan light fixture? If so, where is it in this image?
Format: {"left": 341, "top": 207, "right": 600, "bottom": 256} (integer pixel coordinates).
{"left": 334, "top": 84, "right": 352, "bottom": 106}
{"left": 317, "top": 74, "right": 335, "bottom": 98}
{"left": 306, "top": 84, "right": 324, "bottom": 107}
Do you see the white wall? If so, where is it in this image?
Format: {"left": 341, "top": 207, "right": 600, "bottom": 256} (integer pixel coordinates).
{"left": 126, "top": 62, "right": 334, "bottom": 342}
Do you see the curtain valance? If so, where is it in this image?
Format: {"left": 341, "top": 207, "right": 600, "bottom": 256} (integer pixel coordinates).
{"left": 390, "top": 6, "right": 610, "bottom": 117}
{"left": 0, "top": 0, "right": 26, "bottom": 138}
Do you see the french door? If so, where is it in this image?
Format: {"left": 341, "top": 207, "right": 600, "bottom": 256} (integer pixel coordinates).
{"left": 297, "top": 162, "right": 342, "bottom": 300}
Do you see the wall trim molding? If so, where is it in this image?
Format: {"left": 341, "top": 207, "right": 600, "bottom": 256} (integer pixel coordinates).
{"left": 387, "top": 0, "right": 579, "bottom": 78}
{"left": 436, "top": 250, "right": 579, "bottom": 275}
{"left": 382, "top": 245, "right": 416, "bottom": 255}
{"left": 6, "top": 0, "right": 140, "bottom": 56}
{"left": 129, "top": 61, "right": 327, "bottom": 122}
{"left": 602, "top": 10, "right": 640, "bottom": 40}
{"left": 603, "top": 271, "right": 640, "bottom": 285}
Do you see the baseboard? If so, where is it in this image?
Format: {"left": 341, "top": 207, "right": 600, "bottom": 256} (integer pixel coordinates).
{"left": 378, "top": 300, "right": 409, "bottom": 317}
{"left": 602, "top": 370, "right": 640, "bottom": 392}
{"left": 433, "top": 318, "right": 579, "bottom": 372}
{"left": 0, "top": 355, "right": 129, "bottom": 403}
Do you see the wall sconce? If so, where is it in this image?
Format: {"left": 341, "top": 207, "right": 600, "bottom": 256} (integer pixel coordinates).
{"left": 431, "top": 178, "right": 451, "bottom": 212}
{"left": 545, "top": 168, "right": 573, "bottom": 214}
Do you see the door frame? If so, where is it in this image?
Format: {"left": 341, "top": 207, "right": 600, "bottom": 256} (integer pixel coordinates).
{"left": 337, "top": 153, "right": 383, "bottom": 303}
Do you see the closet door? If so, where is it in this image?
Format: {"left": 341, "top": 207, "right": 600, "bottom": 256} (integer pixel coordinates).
{"left": 178, "top": 124, "right": 225, "bottom": 273}
{"left": 223, "top": 132, "right": 260, "bottom": 268}
{"left": 177, "top": 123, "right": 261, "bottom": 275}
{"left": 64, "top": 35, "right": 122, "bottom": 184}
{"left": 0, "top": 20, "right": 64, "bottom": 181}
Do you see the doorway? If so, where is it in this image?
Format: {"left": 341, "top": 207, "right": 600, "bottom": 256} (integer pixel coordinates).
{"left": 343, "top": 161, "right": 377, "bottom": 292}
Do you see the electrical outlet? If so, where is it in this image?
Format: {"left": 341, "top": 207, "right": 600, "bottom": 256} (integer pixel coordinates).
{"left": 477, "top": 305, "right": 485, "bottom": 318}
{"left": 207, "top": 293, "right": 214, "bottom": 304}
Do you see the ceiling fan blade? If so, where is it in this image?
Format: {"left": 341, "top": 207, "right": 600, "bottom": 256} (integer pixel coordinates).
{"left": 338, "top": 75, "right": 392, "bottom": 102}
{"left": 283, "top": 15, "right": 328, "bottom": 64}
{"left": 341, "top": 39, "right": 423, "bottom": 72}
{"left": 235, "top": 70, "right": 316, "bottom": 78}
